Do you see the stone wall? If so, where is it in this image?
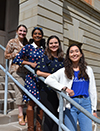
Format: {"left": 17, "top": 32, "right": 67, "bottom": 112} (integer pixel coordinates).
{"left": 93, "top": 0, "right": 100, "bottom": 11}
{"left": 19, "top": 0, "right": 64, "bottom": 43}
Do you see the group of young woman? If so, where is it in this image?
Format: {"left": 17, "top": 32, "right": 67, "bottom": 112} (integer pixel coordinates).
{"left": 5, "top": 24, "right": 97, "bottom": 131}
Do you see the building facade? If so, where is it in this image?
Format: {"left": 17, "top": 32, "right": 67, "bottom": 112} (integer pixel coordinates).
{"left": 0, "top": 0, "right": 100, "bottom": 109}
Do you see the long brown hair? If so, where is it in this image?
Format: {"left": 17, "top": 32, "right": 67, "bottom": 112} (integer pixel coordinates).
{"left": 17, "top": 24, "right": 28, "bottom": 46}
{"left": 64, "top": 44, "right": 89, "bottom": 80}
{"left": 44, "top": 35, "right": 64, "bottom": 61}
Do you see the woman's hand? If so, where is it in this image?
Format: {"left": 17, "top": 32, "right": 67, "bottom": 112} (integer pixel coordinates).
{"left": 66, "top": 88, "right": 74, "bottom": 97}
{"left": 36, "top": 70, "right": 51, "bottom": 78}
{"left": 93, "top": 112, "right": 97, "bottom": 118}
{"left": 30, "top": 62, "right": 37, "bottom": 68}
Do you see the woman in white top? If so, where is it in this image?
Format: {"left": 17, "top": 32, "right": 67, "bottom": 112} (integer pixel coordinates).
{"left": 45, "top": 44, "right": 97, "bottom": 131}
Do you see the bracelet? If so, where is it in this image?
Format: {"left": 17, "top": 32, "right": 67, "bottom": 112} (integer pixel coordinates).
{"left": 93, "top": 110, "right": 97, "bottom": 113}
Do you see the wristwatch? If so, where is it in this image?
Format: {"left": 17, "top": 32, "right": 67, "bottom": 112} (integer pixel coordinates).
{"left": 93, "top": 110, "right": 97, "bottom": 113}
{"left": 62, "top": 87, "right": 68, "bottom": 91}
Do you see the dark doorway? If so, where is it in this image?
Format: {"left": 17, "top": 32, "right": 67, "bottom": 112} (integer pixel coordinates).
{"left": 0, "top": 0, "right": 6, "bottom": 31}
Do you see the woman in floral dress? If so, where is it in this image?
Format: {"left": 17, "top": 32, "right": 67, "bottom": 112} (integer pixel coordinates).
{"left": 13, "top": 27, "right": 45, "bottom": 131}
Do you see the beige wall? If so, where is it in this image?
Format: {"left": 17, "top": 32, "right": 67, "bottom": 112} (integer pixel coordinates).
{"left": 19, "top": 0, "right": 64, "bottom": 42}
{"left": 93, "top": 0, "right": 100, "bottom": 11}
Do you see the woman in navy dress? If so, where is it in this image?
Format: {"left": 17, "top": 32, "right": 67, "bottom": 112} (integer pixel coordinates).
{"left": 35, "top": 35, "right": 64, "bottom": 131}
{"left": 13, "top": 27, "right": 45, "bottom": 131}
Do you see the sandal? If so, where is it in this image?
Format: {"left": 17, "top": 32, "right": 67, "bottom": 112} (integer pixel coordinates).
{"left": 18, "top": 115, "right": 26, "bottom": 126}
{"left": 25, "top": 115, "right": 27, "bottom": 123}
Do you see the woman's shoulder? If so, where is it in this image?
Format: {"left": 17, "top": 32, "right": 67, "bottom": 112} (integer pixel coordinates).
{"left": 6, "top": 38, "right": 20, "bottom": 48}
{"left": 86, "top": 66, "right": 93, "bottom": 73}
{"left": 87, "top": 66, "right": 92, "bottom": 70}
{"left": 56, "top": 67, "right": 65, "bottom": 73}
{"left": 8, "top": 38, "right": 18, "bottom": 43}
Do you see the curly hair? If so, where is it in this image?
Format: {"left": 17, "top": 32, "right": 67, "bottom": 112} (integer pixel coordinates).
{"left": 44, "top": 35, "right": 64, "bottom": 61}
{"left": 64, "top": 44, "right": 89, "bottom": 80}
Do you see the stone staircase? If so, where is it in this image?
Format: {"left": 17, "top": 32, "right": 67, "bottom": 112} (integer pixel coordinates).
{"left": 0, "top": 69, "right": 27, "bottom": 131}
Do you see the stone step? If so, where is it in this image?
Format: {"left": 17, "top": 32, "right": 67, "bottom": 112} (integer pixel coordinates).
{"left": 0, "top": 108, "right": 27, "bottom": 125}
{"left": 0, "top": 69, "right": 5, "bottom": 76}
{"left": 0, "top": 76, "right": 5, "bottom": 82}
{"left": 0, "top": 90, "right": 15, "bottom": 99}
{"left": 0, "top": 122, "right": 27, "bottom": 131}
{"left": 0, "top": 109, "right": 27, "bottom": 131}
{"left": 0, "top": 99, "right": 16, "bottom": 112}
{"left": 0, "top": 109, "right": 19, "bottom": 125}
{"left": 0, "top": 82, "right": 14, "bottom": 90}
{"left": 0, "top": 75, "right": 15, "bottom": 83}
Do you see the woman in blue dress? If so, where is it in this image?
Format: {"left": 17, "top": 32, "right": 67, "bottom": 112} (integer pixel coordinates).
{"left": 35, "top": 35, "right": 64, "bottom": 131}
{"left": 13, "top": 27, "right": 45, "bottom": 131}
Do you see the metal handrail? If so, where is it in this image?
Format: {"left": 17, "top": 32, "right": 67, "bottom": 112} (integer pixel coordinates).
{"left": 0, "top": 44, "right": 100, "bottom": 131}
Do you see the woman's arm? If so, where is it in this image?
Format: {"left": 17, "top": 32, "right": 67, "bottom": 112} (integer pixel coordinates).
{"left": 13, "top": 45, "right": 38, "bottom": 68}
{"left": 45, "top": 70, "right": 74, "bottom": 96}
{"left": 36, "top": 70, "right": 51, "bottom": 78}
{"left": 45, "top": 68, "right": 67, "bottom": 91}
{"left": 4, "top": 40, "right": 17, "bottom": 59}
{"left": 88, "top": 66, "right": 97, "bottom": 112}
{"left": 21, "top": 61, "right": 37, "bottom": 68}
{"left": 35, "top": 55, "right": 51, "bottom": 77}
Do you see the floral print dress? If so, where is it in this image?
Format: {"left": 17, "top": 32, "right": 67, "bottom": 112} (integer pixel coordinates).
{"left": 13, "top": 44, "right": 44, "bottom": 102}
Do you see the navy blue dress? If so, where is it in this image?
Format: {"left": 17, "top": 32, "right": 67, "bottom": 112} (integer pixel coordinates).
{"left": 36, "top": 54, "right": 64, "bottom": 75}
{"left": 13, "top": 44, "right": 44, "bottom": 102}
{"left": 35, "top": 54, "right": 64, "bottom": 131}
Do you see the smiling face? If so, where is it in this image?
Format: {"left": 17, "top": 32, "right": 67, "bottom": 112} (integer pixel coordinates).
{"left": 48, "top": 38, "right": 59, "bottom": 55}
{"left": 69, "top": 46, "right": 82, "bottom": 64}
{"left": 32, "top": 29, "right": 43, "bottom": 43}
{"left": 16, "top": 26, "right": 27, "bottom": 40}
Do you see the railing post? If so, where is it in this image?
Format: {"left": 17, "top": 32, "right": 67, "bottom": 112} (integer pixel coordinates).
{"left": 4, "top": 59, "right": 9, "bottom": 115}
{"left": 59, "top": 92, "right": 63, "bottom": 131}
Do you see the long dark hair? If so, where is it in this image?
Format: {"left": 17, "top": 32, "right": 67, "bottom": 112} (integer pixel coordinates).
{"left": 29, "top": 27, "right": 45, "bottom": 49}
{"left": 16, "top": 24, "right": 28, "bottom": 46}
{"left": 44, "top": 35, "right": 64, "bottom": 61}
{"left": 64, "top": 44, "right": 89, "bottom": 80}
